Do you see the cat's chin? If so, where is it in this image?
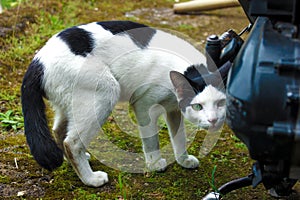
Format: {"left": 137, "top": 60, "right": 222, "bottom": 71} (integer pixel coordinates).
{"left": 199, "top": 124, "right": 223, "bottom": 132}
{"left": 207, "top": 126, "right": 222, "bottom": 133}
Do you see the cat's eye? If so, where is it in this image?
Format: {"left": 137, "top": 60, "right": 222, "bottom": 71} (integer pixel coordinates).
{"left": 191, "top": 104, "right": 203, "bottom": 111}
{"left": 217, "top": 99, "right": 226, "bottom": 107}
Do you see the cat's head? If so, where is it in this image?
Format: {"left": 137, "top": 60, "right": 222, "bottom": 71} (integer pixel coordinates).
{"left": 170, "top": 62, "right": 231, "bottom": 132}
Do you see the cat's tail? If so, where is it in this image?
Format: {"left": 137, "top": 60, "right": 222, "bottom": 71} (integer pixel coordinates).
{"left": 21, "top": 59, "right": 63, "bottom": 171}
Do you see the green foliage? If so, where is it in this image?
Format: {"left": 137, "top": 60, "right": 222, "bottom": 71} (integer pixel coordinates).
{"left": 75, "top": 188, "right": 101, "bottom": 200}
{"left": 231, "top": 134, "right": 247, "bottom": 150}
{"left": 1, "top": 0, "right": 20, "bottom": 9}
{"left": 210, "top": 150, "right": 230, "bottom": 163}
{"left": 0, "top": 175, "right": 11, "bottom": 184}
{"left": 117, "top": 172, "right": 127, "bottom": 200}
{"left": 0, "top": 110, "right": 24, "bottom": 131}
{"left": 0, "top": 91, "right": 17, "bottom": 101}
{"left": 209, "top": 165, "right": 218, "bottom": 193}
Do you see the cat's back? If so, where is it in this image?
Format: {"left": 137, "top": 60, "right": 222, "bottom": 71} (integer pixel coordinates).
{"left": 35, "top": 20, "right": 202, "bottom": 69}
{"left": 35, "top": 21, "right": 205, "bottom": 100}
{"left": 35, "top": 21, "right": 155, "bottom": 62}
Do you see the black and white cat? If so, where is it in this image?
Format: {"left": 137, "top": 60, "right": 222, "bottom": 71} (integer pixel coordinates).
{"left": 21, "top": 21, "right": 230, "bottom": 187}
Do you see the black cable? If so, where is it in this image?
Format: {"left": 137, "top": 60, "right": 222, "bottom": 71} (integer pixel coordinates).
{"left": 218, "top": 174, "right": 254, "bottom": 196}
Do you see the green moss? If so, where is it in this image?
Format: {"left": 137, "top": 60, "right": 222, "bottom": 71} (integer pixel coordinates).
{"left": 0, "top": 175, "right": 11, "bottom": 184}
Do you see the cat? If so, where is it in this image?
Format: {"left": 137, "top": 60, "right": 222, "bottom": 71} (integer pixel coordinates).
{"left": 21, "top": 20, "right": 230, "bottom": 187}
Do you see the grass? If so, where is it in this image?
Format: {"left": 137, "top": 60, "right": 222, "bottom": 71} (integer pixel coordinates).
{"left": 1, "top": 0, "right": 20, "bottom": 10}
{"left": 0, "top": 110, "right": 23, "bottom": 131}
{"left": 209, "top": 165, "right": 218, "bottom": 193}
{"left": 117, "top": 172, "right": 128, "bottom": 200}
{"left": 0, "top": 91, "right": 23, "bottom": 132}
{"left": 0, "top": 0, "right": 276, "bottom": 199}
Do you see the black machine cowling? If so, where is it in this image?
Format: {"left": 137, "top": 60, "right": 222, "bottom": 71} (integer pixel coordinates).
{"left": 204, "top": 0, "right": 300, "bottom": 199}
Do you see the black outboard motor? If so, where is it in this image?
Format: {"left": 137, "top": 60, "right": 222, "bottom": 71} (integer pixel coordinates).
{"left": 204, "top": 0, "right": 300, "bottom": 199}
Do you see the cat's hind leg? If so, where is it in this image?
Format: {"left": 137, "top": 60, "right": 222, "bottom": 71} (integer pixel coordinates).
{"left": 63, "top": 71, "right": 120, "bottom": 187}
{"left": 64, "top": 122, "right": 109, "bottom": 187}
{"left": 52, "top": 107, "right": 91, "bottom": 161}
{"left": 165, "top": 109, "right": 199, "bottom": 169}
{"left": 52, "top": 106, "right": 68, "bottom": 151}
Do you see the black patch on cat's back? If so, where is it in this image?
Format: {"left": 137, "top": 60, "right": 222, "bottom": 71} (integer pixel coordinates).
{"left": 57, "top": 27, "right": 94, "bottom": 57}
{"left": 97, "top": 21, "right": 156, "bottom": 49}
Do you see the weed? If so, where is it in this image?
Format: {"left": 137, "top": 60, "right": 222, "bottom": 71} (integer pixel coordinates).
{"left": 209, "top": 165, "right": 218, "bottom": 193}
{"left": 242, "top": 156, "right": 249, "bottom": 163}
{"left": 1, "top": 0, "right": 20, "bottom": 10}
{"left": 0, "top": 91, "right": 17, "bottom": 101}
{"left": 0, "top": 175, "right": 11, "bottom": 184}
{"left": 210, "top": 150, "right": 231, "bottom": 163}
{"left": 117, "top": 172, "right": 127, "bottom": 200}
{"left": 0, "top": 110, "right": 24, "bottom": 131}
{"left": 75, "top": 188, "right": 101, "bottom": 200}
{"left": 231, "top": 134, "right": 247, "bottom": 150}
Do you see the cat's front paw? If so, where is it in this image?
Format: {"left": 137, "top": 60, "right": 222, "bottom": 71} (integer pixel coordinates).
{"left": 82, "top": 171, "right": 109, "bottom": 187}
{"left": 85, "top": 152, "right": 91, "bottom": 160}
{"left": 147, "top": 158, "right": 167, "bottom": 172}
{"left": 177, "top": 155, "right": 199, "bottom": 169}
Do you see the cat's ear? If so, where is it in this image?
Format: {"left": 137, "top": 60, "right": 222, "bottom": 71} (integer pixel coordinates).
{"left": 185, "top": 64, "right": 209, "bottom": 80}
{"left": 170, "top": 71, "right": 196, "bottom": 109}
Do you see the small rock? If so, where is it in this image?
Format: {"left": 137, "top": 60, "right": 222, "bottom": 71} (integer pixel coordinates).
{"left": 17, "top": 190, "right": 26, "bottom": 196}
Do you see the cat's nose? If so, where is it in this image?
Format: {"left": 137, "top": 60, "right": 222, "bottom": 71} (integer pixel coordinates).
{"left": 208, "top": 118, "right": 217, "bottom": 125}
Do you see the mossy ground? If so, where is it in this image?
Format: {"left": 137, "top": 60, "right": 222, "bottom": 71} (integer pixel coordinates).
{"left": 0, "top": 0, "right": 298, "bottom": 199}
